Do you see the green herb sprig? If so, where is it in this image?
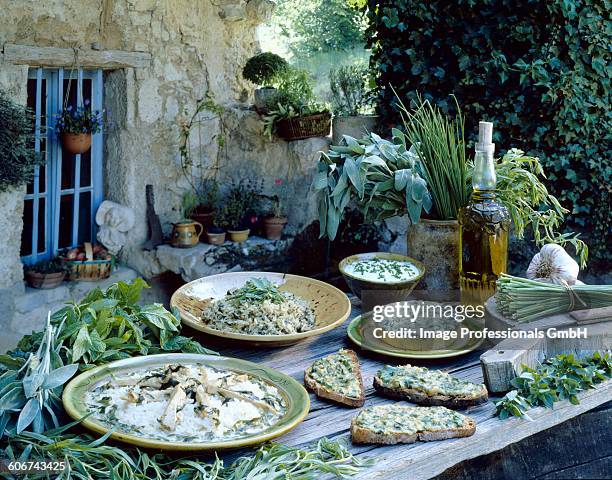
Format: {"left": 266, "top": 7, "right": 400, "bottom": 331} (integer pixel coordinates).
{"left": 228, "top": 278, "right": 287, "bottom": 305}
{"left": 4, "top": 419, "right": 369, "bottom": 480}
{"left": 495, "top": 352, "right": 611, "bottom": 420}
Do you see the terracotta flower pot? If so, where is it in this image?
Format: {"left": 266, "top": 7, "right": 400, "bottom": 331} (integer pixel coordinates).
{"left": 60, "top": 132, "right": 92, "bottom": 155}
{"left": 227, "top": 228, "right": 250, "bottom": 243}
{"left": 190, "top": 210, "right": 214, "bottom": 236}
{"left": 25, "top": 271, "right": 65, "bottom": 289}
{"left": 263, "top": 216, "right": 288, "bottom": 240}
{"left": 206, "top": 231, "right": 226, "bottom": 245}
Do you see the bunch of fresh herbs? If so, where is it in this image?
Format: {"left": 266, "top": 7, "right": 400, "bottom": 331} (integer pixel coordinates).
{"left": 494, "top": 352, "right": 611, "bottom": 420}
{"left": 0, "top": 316, "right": 78, "bottom": 439}
{"left": 4, "top": 421, "right": 368, "bottom": 480}
{"left": 314, "top": 131, "right": 432, "bottom": 240}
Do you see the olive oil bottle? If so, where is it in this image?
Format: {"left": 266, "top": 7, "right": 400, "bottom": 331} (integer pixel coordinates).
{"left": 458, "top": 122, "right": 510, "bottom": 305}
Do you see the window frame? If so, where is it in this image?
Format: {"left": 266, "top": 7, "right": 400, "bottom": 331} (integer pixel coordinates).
{"left": 21, "top": 67, "right": 104, "bottom": 265}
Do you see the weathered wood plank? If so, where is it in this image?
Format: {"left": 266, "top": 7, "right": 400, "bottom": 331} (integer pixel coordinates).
{"left": 201, "top": 296, "right": 611, "bottom": 479}
{"left": 3, "top": 44, "right": 151, "bottom": 69}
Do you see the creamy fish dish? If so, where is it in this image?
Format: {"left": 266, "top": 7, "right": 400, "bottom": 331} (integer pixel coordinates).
{"left": 345, "top": 258, "right": 420, "bottom": 283}
{"left": 85, "top": 364, "right": 287, "bottom": 443}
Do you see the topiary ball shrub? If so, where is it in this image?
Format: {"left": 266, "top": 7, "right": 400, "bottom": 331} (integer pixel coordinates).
{"left": 242, "top": 52, "right": 289, "bottom": 87}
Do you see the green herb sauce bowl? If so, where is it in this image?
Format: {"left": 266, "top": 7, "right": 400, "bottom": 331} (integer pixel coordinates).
{"left": 339, "top": 252, "right": 425, "bottom": 312}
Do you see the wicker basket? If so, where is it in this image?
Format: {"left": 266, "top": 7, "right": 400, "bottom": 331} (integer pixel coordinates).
{"left": 63, "top": 242, "right": 114, "bottom": 281}
{"left": 276, "top": 112, "right": 331, "bottom": 141}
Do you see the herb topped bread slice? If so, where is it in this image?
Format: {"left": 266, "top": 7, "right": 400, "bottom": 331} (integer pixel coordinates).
{"left": 351, "top": 404, "right": 476, "bottom": 445}
{"left": 304, "top": 349, "right": 365, "bottom": 407}
{"left": 373, "top": 364, "right": 488, "bottom": 408}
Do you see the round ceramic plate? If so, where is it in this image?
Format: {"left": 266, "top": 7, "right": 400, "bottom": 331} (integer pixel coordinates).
{"left": 347, "top": 309, "right": 484, "bottom": 359}
{"left": 62, "top": 353, "right": 310, "bottom": 451}
{"left": 171, "top": 272, "right": 351, "bottom": 347}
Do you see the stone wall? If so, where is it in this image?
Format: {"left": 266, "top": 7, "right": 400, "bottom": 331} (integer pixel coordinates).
{"left": 0, "top": 0, "right": 326, "bottom": 285}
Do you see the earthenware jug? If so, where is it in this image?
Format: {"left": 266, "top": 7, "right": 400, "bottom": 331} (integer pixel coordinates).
{"left": 171, "top": 220, "right": 203, "bottom": 248}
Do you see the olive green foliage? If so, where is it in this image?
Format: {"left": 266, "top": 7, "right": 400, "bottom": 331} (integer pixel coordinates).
{"left": 217, "top": 179, "right": 263, "bottom": 229}
{"left": 25, "top": 258, "right": 67, "bottom": 274}
{"left": 329, "top": 64, "right": 374, "bottom": 116}
{"left": 363, "top": 0, "right": 611, "bottom": 264}
{"left": 0, "top": 90, "right": 44, "bottom": 192}
{"left": 314, "top": 132, "right": 432, "bottom": 240}
{"left": 242, "top": 52, "right": 289, "bottom": 86}
{"left": 273, "top": 0, "right": 367, "bottom": 57}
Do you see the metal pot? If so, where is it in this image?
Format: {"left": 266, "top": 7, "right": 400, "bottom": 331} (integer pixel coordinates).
{"left": 171, "top": 220, "right": 203, "bottom": 248}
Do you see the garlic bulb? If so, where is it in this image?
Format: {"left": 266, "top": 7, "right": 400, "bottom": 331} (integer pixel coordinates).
{"left": 526, "top": 243, "right": 580, "bottom": 285}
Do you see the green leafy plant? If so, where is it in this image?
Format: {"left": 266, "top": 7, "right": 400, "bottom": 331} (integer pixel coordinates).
{"left": 495, "top": 150, "right": 588, "bottom": 266}
{"left": 398, "top": 95, "right": 470, "bottom": 221}
{"left": 0, "top": 317, "right": 78, "bottom": 439}
{"left": 363, "top": 0, "right": 610, "bottom": 265}
{"left": 494, "top": 352, "right": 611, "bottom": 420}
{"left": 227, "top": 278, "right": 287, "bottom": 305}
{"left": 314, "top": 131, "right": 432, "bottom": 239}
{"left": 24, "top": 258, "right": 67, "bottom": 275}
{"left": 3, "top": 422, "right": 369, "bottom": 480}
{"left": 0, "top": 89, "right": 44, "bottom": 192}
{"left": 46, "top": 278, "right": 215, "bottom": 368}
{"left": 242, "top": 52, "right": 289, "bottom": 87}
{"left": 220, "top": 179, "right": 263, "bottom": 230}
{"left": 329, "top": 64, "right": 373, "bottom": 116}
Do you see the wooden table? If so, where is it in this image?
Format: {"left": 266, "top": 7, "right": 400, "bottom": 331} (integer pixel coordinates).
{"left": 189, "top": 297, "right": 612, "bottom": 479}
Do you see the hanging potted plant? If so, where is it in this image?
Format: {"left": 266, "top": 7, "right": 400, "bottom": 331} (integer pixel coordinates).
{"left": 242, "top": 52, "right": 289, "bottom": 113}
{"left": 263, "top": 178, "right": 288, "bottom": 240}
{"left": 329, "top": 64, "right": 378, "bottom": 144}
{"left": 263, "top": 68, "right": 331, "bottom": 141}
{"left": 56, "top": 100, "right": 104, "bottom": 155}
{"left": 24, "top": 258, "right": 67, "bottom": 289}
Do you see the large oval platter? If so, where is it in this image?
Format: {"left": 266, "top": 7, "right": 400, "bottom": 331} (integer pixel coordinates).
{"left": 62, "top": 353, "right": 310, "bottom": 451}
{"left": 171, "top": 272, "right": 351, "bottom": 347}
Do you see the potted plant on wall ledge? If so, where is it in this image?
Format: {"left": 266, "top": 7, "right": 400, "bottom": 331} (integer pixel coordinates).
{"left": 329, "top": 64, "right": 378, "bottom": 144}
{"left": 182, "top": 178, "right": 220, "bottom": 236}
{"left": 263, "top": 68, "right": 331, "bottom": 141}
{"left": 24, "top": 258, "right": 67, "bottom": 289}
{"left": 263, "top": 178, "right": 289, "bottom": 240}
{"left": 242, "top": 52, "right": 289, "bottom": 113}
{"left": 55, "top": 101, "right": 104, "bottom": 155}
{"left": 223, "top": 179, "right": 262, "bottom": 243}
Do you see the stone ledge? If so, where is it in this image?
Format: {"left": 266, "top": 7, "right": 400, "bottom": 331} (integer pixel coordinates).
{"left": 155, "top": 235, "right": 294, "bottom": 282}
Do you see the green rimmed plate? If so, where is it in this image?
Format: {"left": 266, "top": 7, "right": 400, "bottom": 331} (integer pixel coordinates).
{"left": 347, "top": 306, "right": 484, "bottom": 359}
{"left": 62, "top": 353, "right": 310, "bottom": 451}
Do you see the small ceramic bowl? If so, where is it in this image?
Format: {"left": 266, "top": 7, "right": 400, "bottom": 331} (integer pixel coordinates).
{"left": 339, "top": 252, "right": 426, "bottom": 312}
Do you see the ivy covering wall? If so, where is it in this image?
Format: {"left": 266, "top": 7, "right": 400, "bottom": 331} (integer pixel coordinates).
{"left": 363, "top": 0, "right": 611, "bottom": 265}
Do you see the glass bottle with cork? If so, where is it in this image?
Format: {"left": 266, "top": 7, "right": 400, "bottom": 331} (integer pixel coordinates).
{"left": 458, "top": 121, "right": 510, "bottom": 305}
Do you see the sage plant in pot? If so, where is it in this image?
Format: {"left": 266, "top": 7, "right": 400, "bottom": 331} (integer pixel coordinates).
{"left": 263, "top": 178, "right": 288, "bottom": 240}
{"left": 242, "top": 52, "right": 289, "bottom": 112}
{"left": 55, "top": 101, "right": 103, "bottom": 155}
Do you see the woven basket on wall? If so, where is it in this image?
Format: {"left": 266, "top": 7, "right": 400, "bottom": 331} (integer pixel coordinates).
{"left": 276, "top": 112, "right": 331, "bottom": 141}
{"left": 63, "top": 242, "right": 113, "bottom": 281}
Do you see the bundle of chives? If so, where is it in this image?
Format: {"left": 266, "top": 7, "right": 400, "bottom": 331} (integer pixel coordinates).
{"left": 495, "top": 274, "right": 612, "bottom": 323}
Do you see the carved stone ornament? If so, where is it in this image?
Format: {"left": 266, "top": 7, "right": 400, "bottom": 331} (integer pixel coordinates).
{"left": 95, "top": 200, "right": 136, "bottom": 255}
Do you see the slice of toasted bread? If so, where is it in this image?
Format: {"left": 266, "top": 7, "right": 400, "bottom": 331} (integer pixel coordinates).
{"left": 350, "top": 405, "right": 476, "bottom": 445}
{"left": 373, "top": 364, "right": 488, "bottom": 408}
{"left": 304, "top": 349, "right": 365, "bottom": 407}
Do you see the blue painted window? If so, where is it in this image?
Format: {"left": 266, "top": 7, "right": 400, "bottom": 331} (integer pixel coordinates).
{"left": 21, "top": 68, "right": 104, "bottom": 265}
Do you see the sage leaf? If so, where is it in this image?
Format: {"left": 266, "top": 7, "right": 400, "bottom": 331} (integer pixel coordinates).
{"left": 22, "top": 373, "right": 45, "bottom": 398}
{"left": 16, "top": 398, "right": 40, "bottom": 434}
{"left": 72, "top": 325, "right": 92, "bottom": 363}
{"left": 0, "top": 385, "right": 26, "bottom": 410}
{"left": 42, "top": 364, "right": 78, "bottom": 390}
